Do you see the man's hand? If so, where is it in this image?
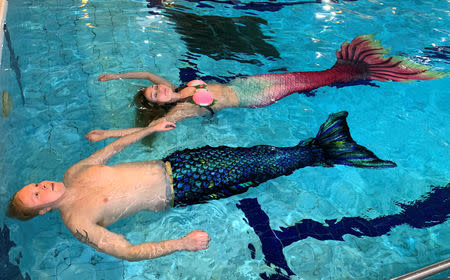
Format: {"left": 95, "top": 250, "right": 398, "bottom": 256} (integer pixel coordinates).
{"left": 86, "top": 130, "right": 109, "bottom": 142}
{"left": 98, "top": 73, "right": 119, "bottom": 82}
{"left": 150, "top": 120, "right": 176, "bottom": 132}
{"left": 182, "top": 230, "right": 210, "bottom": 251}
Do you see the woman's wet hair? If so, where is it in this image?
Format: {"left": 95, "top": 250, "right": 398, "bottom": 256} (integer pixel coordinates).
{"left": 133, "top": 85, "right": 187, "bottom": 127}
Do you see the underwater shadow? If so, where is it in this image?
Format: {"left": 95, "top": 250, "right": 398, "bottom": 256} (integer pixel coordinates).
{"left": 163, "top": 9, "right": 280, "bottom": 64}
{"left": 0, "top": 225, "right": 31, "bottom": 280}
{"left": 148, "top": 0, "right": 359, "bottom": 13}
{"left": 237, "top": 183, "right": 450, "bottom": 279}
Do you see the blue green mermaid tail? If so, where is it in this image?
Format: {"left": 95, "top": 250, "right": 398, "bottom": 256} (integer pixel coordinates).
{"left": 163, "top": 111, "right": 396, "bottom": 206}
{"left": 310, "top": 111, "right": 396, "bottom": 168}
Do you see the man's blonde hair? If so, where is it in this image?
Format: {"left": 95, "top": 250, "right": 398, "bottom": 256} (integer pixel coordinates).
{"left": 6, "top": 193, "right": 40, "bottom": 221}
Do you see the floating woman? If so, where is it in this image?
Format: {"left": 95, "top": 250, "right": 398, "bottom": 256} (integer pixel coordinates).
{"left": 86, "top": 34, "right": 447, "bottom": 142}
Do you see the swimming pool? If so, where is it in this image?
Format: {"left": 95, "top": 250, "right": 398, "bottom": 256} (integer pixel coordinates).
{"left": 1, "top": 0, "right": 449, "bottom": 279}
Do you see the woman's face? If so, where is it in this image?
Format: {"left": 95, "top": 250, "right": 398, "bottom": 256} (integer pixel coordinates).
{"left": 144, "top": 84, "right": 175, "bottom": 104}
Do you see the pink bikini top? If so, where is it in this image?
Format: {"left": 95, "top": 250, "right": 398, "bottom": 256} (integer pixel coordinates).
{"left": 187, "top": 80, "right": 215, "bottom": 107}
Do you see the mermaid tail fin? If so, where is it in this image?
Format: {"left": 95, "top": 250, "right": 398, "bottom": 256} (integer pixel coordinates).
{"left": 310, "top": 111, "right": 396, "bottom": 168}
{"left": 335, "top": 34, "right": 448, "bottom": 82}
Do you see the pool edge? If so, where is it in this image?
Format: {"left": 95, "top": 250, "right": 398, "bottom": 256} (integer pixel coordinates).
{"left": 0, "top": 0, "right": 7, "bottom": 63}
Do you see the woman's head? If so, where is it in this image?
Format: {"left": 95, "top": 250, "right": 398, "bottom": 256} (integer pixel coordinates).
{"left": 134, "top": 88, "right": 174, "bottom": 127}
{"left": 143, "top": 84, "right": 177, "bottom": 104}
{"left": 134, "top": 84, "right": 188, "bottom": 128}
{"left": 7, "top": 181, "right": 66, "bottom": 221}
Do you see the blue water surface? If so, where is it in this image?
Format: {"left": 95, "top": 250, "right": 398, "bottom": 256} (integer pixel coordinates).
{"left": 0, "top": 0, "right": 449, "bottom": 279}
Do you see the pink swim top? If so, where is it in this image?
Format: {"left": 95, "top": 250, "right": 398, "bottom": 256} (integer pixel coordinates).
{"left": 187, "top": 80, "right": 214, "bottom": 107}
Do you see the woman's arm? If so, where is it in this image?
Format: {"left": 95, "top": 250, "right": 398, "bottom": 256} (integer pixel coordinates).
{"left": 86, "top": 128, "right": 146, "bottom": 142}
{"left": 85, "top": 103, "right": 208, "bottom": 142}
{"left": 79, "top": 120, "right": 176, "bottom": 167}
{"left": 98, "top": 71, "right": 175, "bottom": 88}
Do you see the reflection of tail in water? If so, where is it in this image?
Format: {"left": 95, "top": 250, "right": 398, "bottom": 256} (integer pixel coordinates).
{"left": 4, "top": 24, "right": 25, "bottom": 105}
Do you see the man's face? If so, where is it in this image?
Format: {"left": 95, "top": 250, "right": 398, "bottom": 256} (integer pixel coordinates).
{"left": 16, "top": 181, "right": 65, "bottom": 209}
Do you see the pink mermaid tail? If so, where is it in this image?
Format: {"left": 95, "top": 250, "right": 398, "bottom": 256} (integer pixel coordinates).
{"left": 335, "top": 34, "right": 447, "bottom": 82}
{"left": 230, "top": 34, "right": 448, "bottom": 108}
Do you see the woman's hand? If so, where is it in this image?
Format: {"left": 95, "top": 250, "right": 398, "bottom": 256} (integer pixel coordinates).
{"left": 98, "top": 73, "right": 119, "bottom": 82}
{"left": 86, "top": 130, "right": 109, "bottom": 142}
{"left": 182, "top": 230, "right": 210, "bottom": 251}
{"left": 150, "top": 120, "right": 176, "bottom": 132}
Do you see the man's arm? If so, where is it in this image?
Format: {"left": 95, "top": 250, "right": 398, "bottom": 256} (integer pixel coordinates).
{"left": 69, "top": 221, "right": 210, "bottom": 261}
{"left": 85, "top": 103, "right": 208, "bottom": 142}
{"left": 98, "top": 72, "right": 175, "bottom": 88}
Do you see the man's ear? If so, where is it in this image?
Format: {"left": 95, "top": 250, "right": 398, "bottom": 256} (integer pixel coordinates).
{"left": 38, "top": 207, "right": 51, "bottom": 215}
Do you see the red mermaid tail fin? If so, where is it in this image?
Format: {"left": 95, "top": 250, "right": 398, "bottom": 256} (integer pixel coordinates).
{"left": 336, "top": 34, "right": 448, "bottom": 82}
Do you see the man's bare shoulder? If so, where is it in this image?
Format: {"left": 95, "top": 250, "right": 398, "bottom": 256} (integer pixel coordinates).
{"left": 63, "top": 163, "right": 110, "bottom": 187}
{"left": 64, "top": 161, "right": 92, "bottom": 181}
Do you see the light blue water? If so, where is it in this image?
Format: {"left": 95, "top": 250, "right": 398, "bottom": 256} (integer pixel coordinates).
{"left": 1, "top": 0, "right": 449, "bottom": 279}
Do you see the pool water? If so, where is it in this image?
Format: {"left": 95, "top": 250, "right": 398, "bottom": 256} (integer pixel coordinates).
{"left": 1, "top": 0, "right": 449, "bottom": 279}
